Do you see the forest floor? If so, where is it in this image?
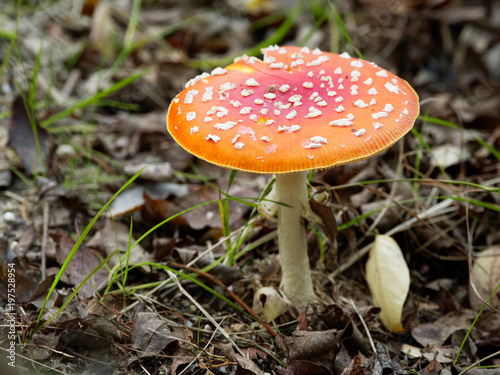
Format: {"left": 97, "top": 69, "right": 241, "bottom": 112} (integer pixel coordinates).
{"left": 0, "top": 0, "right": 499, "bottom": 374}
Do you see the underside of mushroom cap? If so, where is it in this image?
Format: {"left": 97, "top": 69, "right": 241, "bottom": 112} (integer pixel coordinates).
{"left": 167, "top": 46, "right": 419, "bottom": 173}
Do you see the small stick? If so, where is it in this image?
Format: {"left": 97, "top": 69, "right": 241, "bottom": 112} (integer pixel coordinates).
{"left": 167, "top": 261, "right": 283, "bottom": 343}
{"left": 41, "top": 200, "right": 49, "bottom": 280}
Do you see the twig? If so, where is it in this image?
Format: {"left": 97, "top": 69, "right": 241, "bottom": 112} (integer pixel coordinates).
{"left": 456, "top": 350, "right": 500, "bottom": 375}
{"left": 346, "top": 298, "right": 376, "bottom": 353}
{"left": 166, "top": 270, "right": 245, "bottom": 357}
{"left": 330, "top": 198, "right": 455, "bottom": 278}
{"left": 167, "top": 261, "right": 283, "bottom": 343}
{"left": 41, "top": 200, "right": 49, "bottom": 280}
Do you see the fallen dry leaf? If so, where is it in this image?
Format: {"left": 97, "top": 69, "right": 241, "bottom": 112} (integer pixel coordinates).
{"left": 51, "top": 228, "right": 109, "bottom": 299}
{"left": 365, "top": 235, "right": 410, "bottom": 333}
{"left": 131, "top": 312, "right": 176, "bottom": 357}
{"left": 411, "top": 311, "right": 472, "bottom": 347}
{"left": 469, "top": 246, "right": 500, "bottom": 310}
{"left": 7, "top": 96, "right": 51, "bottom": 175}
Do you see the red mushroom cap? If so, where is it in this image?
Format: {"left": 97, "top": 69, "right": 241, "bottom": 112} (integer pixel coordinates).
{"left": 167, "top": 46, "right": 419, "bottom": 173}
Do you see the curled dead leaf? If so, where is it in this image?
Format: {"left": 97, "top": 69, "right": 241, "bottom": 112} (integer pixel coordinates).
{"left": 365, "top": 235, "right": 410, "bottom": 333}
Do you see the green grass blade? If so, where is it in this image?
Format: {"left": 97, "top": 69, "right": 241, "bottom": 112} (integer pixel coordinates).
{"left": 32, "top": 169, "right": 144, "bottom": 335}
{"left": 419, "top": 114, "right": 500, "bottom": 161}
{"left": 328, "top": 0, "right": 363, "bottom": 59}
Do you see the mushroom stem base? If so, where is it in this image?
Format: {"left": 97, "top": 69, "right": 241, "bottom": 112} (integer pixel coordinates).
{"left": 261, "top": 172, "right": 316, "bottom": 307}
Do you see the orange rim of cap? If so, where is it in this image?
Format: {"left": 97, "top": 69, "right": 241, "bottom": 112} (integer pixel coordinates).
{"left": 167, "top": 46, "right": 419, "bottom": 174}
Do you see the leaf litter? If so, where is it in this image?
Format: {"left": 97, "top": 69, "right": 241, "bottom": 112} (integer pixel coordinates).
{"left": 0, "top": 0, "right": 500, "bottom": 374}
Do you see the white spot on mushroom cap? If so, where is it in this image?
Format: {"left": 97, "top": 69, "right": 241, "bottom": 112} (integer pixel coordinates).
{"left": 186, "top": 112, "right": 196, "bottom": 121}
{"left": 211, "top": 67, "right": 227, "bottom": 75}
{"left": 353, "top": 99, "right": 368, "bottom": 108}
{"left": 286, "top": 110, "right": 297, "bottom": 120}
{"left": 368, "top": 87, "right": 378, "bottom": 95}
{"left": 369, "top": 98, "right": 376, "bottom": 105}
{"left": 184, "top": 90, "right": 199, "bottom": 104}
{"left": 303, "top": 82, "right": 314, "bottom": 88}
{"left": 353, "top": 129, "right": 366, "bottom": 137}
{"left": 190, "top": 126, "right": 199, "bottom": 135}
{"left": 305, "top": 107, "right": 322, "bottom": 118}
{"left": 260, "top": 108, "right": 268, "bottom": 115}
{"left": 270, "top": 62, "right": 284, "bottom": 69}
{"left": 261, "top": 136, "right": 270, "bottom": 142}
{"left": 330, "top": 114, "right": 354, "bottom": 126}
{"left": 317, "top": 101, "right": 327, "bottom": 107}
{"left": 264, "top": 56, "right": 276, "bottom": 64}
{"left": 254, "top": 98, "right": 264, "bottom": 105}
{"left": 336, "top": 105, "right": 345, "bottom": 112}
{"left": 288, "top": 95, "right": 302, "bottom": 103}
{"left": 290, "top": 59, "right": 304, "bottom": 68}
{"left": 310, "top": 136, "right": 327, "bottom": 144}
{"left": 202, "top": 87, "right": 214, "bottom": 102}
{"left": 234, "top": 142, "right": 244, "bottom": 149}
{"left": 240, "top": 107, "right": 252, "bottom": 115}
{"left": 350, "top": 60, "right": 364, "bottom": 68}
{"left": 312, "top": 47, "right": 322, "bottom": 55}
{"left": 376, "top": 70, "right": 388, "bottom": 77}
{"left": 279, "top": 84, "right": 291, "bottom": 93}
{"left": 383, "top": 104, "right": 395, "bottom": 112}
{"left": 232, "top": 134, "right": 240, "bottom": 143}
{"left": 385, "top": 82, "right": 400, "bottom": 93}
{"left": 373, "top": 122, "right": 383, "bottom": 129}
{"left": 264, "top": 93, "right": 277, "bottom": 100}
{"left": 246, "top": 78, "right": 260, "bottom": 86}
{"left": 220, "top": 82, "right": 236, "bottom": 91}
{"left": 206, "top": 134, "right": 221, "bottom": 142}
{"left": 339, "top": 52, "right": 351, "bottom": 59}
{"left": 372, "top": 111, "right": 389, "bottom": 120}
{"left": 214, "top": 121, "right": 237, "bottom": 130}
{"left": 241, "top": 89, "right": 254, "bottom": 97}
{"left": 230, "top": 100, "right": 242, "bottom": 107}
{"left": 307, "top": 55, "right": 330, "bottom": 66}
{"left": 334, "top": 67, "right": 342, "bottom": 74}
{"left": 364, "top": 78, "right": 373, "bottom": 85}
{"left": 204, "top": 116, "right": 212, "bottom": 122}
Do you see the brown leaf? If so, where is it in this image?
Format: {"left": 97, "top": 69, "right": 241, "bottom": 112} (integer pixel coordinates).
{"left": 142, "top": 190, "right": 188, "bottom": 225}
{"left": 131, "top": 312, "right": 176, "bottom": 357}
{"left": 7, "top": 96, "right": 51, "bottom": 175}
{"left": 411, "top": 311, "right": 473, "bottom": 347}
{"left": 285, "top": 329, "right": 338, "bottom": 372}
{"left": 0, "top": 239, "right": 39, "bottom": 303}
{"left": 51, "top": 228, "right": 108, "bottom": 299}
{"left": 341, "top": 355, "right": 365, "bottom": 375}
{"left": 309, "top": 194, "right": 337, "bottom": 244}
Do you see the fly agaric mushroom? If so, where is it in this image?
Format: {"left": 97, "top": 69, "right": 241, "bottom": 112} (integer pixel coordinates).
{"left": 167, "top": 45, "right": 419, "bottom": 307}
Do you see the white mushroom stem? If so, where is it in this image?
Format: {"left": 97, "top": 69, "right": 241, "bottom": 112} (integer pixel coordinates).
{"left": 259, "top": 171, "right": 321, "bottom": 307}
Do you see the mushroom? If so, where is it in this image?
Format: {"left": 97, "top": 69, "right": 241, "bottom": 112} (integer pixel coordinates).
{"left": 166, "top": 45, "right": 419, "bottom": 307}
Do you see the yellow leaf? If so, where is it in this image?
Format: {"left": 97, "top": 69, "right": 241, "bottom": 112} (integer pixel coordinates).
{"left": 366, "top": 235, "right": 410, "bottom": 333}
